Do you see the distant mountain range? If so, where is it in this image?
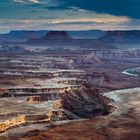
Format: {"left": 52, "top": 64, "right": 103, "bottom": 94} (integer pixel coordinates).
{"left": 1, "top": 30, "right": 140, "bottom": 49}
{"left": 26, "top": 31, "right": 116, "bottom": 49}
{"left": 0, "top": 30, "right": 47, "bottom": 42}
{"left": 0, "top": 30, "right": 105, "bottom": 43}
{"left": 27, "top": 31, "right": 75, "bottom": 47}
{"left": 98, "top": 30, "right": 140, "bottom": 44}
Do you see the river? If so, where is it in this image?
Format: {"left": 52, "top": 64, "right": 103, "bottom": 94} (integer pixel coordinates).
{"left": 122, "top": 67, "right": 140, "bottom": 77}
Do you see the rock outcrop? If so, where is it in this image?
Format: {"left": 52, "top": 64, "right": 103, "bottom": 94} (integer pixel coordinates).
{"left": 15, "top": 88, "right": 140, "bottom": 140}
{"left": 27, "top": 31, "right": 75, "bottom": 47}
{"left": 0, "top": 111, "right": 65, "bottom": 133}
{"left": 43, "top": 31, "right": 73, "bottom": 40}
{"left": 26, "top": 96, "right": 48, "bottom": 103}
{"left": 60, "top": 88, "right": 113, "bottom": 118}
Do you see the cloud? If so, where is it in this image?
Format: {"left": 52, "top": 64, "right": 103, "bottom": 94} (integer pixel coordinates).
{"left": 47, "top": 17, "right": 130, "bottom": 24}
{"left": 14, "top": 0, "right": 39, "bottom": 3}
{"left": 0, "top": 17, "right": 136, "bottom": 32}
{"left": 0, "top": 0, "right": 139, "bottom": 31}
{"left": 1, "top": 1, "right": 140, "bottom": 20}
{"left": 57, "top": 0, "right": 140, "bottom": 19}
{"left": 1, "top": 0, "right": 140, "bottom": 20}
{"left": 0, "top": 16, "right": 129, "bottom": 25}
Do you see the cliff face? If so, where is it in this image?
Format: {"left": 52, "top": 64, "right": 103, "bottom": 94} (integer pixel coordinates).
{"left": 27, "top": 31, "right": 75, "bottom": 46}
{"left": 43, "top": 31, "right": 73, "bottom": 40}
{"left": 26, "top": 96, "right": 48, "bottom": 103}
{"left": 60, "top": 88, "right": 112, "bottom": 118}
{"left": 0, "top": 100, "right": 64, "bottom": 133}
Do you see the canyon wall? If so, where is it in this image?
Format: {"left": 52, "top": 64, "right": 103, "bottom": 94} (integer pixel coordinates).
{"left": 60, "top": 88, "right": 114, "bottom": 118}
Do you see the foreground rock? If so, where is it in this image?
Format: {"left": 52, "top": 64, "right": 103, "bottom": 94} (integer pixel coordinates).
{"left": 60, "top": 88, "right": 111, "bottom": 118}
{"left": 0, "top": 88, "right": 114, "bottom": 138}
{"left": 15, "top": 88, "right": 140, "bottom": 140}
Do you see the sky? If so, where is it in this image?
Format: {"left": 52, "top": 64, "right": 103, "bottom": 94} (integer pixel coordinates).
{"left": 0, "top": 0, "right": 140, "bottom": 32}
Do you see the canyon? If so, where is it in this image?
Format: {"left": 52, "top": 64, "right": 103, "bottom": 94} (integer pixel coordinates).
{"left": 17, "top": 88, "right": 140, "bottom": 140}
{"left": 0, "top": 30, "right": 139, "bottom": 139}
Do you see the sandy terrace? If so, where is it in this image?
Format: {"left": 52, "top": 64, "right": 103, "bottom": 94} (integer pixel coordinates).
{"left": 0, "top": 98, "right": 56, "bottom": 122}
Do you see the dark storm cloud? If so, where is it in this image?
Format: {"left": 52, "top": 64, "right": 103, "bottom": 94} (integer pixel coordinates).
{"left": 58, "top": 0, "right": 140, "bottom": 19}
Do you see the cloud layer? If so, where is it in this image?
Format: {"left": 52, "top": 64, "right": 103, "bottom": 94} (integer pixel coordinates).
{"left": 0, "top": 0, "right": 140, "bottom": 31}
{"left": 14, "top": 0, "right": 40, "bottom": 3}
{"left": 58, "top": 0, "right": 140, "bottom": 19}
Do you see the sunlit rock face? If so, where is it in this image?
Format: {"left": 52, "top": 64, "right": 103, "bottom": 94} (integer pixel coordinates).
{"left": 26, "top": 96, "right": 48, "bottom": 103}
